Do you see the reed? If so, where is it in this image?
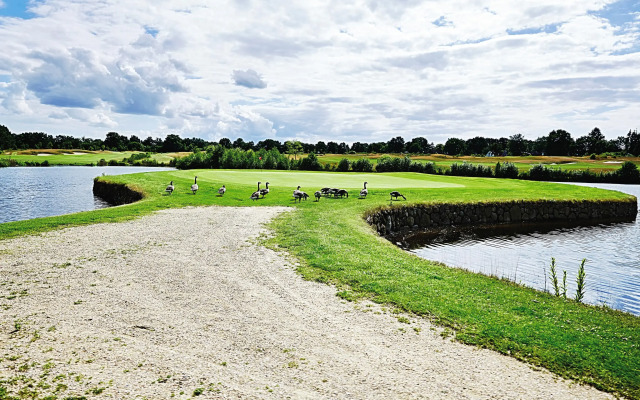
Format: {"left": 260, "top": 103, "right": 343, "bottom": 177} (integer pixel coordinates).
{"left": 550, "top": 258, "right": 560, "bottom": 296}
{"left": 576, "top": 259, "right": 587, "bottom": 303}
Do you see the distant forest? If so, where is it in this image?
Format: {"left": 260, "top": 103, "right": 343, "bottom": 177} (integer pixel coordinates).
{"left": 1, "top": 124, "right": 639, "bottom": 157}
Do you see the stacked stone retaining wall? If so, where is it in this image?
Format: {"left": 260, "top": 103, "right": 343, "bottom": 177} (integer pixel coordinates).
{"left": 366, "top": 199, "right": 638, "bottom": 237}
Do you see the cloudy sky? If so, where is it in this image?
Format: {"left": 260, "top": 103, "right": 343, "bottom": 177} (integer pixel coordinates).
{"left": 0, "top": 0, "right": 638, "bottom": 144}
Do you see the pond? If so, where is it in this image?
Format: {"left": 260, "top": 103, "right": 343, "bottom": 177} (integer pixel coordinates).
{"left": 0, "top": 166, "right": 170, "bottom": 224}
{"left": 404, "top": 183, "right": 640, "bottom": 316}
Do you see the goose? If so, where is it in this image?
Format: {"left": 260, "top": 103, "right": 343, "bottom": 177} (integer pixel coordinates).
{"left": 390, "top": 191, "right": 406, "bottom": 201}
{"left": 218, "top": 185, "right": 226, "bottom": 196}
{"left": 336, "top": 189, "right": 348, "bottom": 198}
{"left": 165, "top": 181, "right": 174, "bottom": 195}
{"left": 320, "top": 187, "right": 331, "bottom": 195}
{"left": 360, "top": 182, "right": 368, "bottom": 198}
{"left": 293, "top": 191, "right": 309, "bottom": 203}
{"left": 314, "top": 191, "right": 322, "bottom": 201}
{"left": 191, "top": 176, "right": 199, "bottom": 194}
{"left": 251, "top": 182, "right": 261, "bottom": 201}
{"left": 328, "top": 188, "right": 339, "bottom": 197}
{"left": 293, "top": 185, "right": 302, "bottom": 196}
{"left": 259, "top": 182, "right": 270, "bottom": 198}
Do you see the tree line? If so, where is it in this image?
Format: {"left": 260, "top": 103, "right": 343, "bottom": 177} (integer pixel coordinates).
{"left": 174, "top": 146, "right": 640, "bottom": 184}
{"left": 1, "top": 124, "right": 639, "bottom": 157}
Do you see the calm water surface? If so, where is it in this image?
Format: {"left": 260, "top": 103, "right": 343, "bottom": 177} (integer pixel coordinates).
{"left": 0, "top": 166, "right": 170, "bottom": 224}
{"left": 407, "top": 183, "right": 640, "bottom": 315}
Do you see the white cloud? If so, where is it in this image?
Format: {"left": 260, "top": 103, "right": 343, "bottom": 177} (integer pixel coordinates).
{"left": 0, "top": 81, "right": 32, "bottom": 114}
{"left": 232, "top": 69, "right": 267, "bottom": 89}
{"left": 0, "top": 0, "right": 638, "bottom": 143}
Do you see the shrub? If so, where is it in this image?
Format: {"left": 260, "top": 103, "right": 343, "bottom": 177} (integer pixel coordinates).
{"left": 175, "top": 145, "right": 291, "bottom": 170}
{"left": 351, "top": 158, "right": 373, "bottom": 172}
{"left": 336, "top": 158, "right": 351, "bottom": 172}
{"left": 423, "top": 162, "right": 437, "bottom": 174}
{"left": 375, "top": 155, "right": 412, "bottom": 172}
{"left": 448, "top": 162, "right": 493, "bottom": 177}
{"left": 298, "top": 152, "right": 322, "bottom": 171}
{"left": 614, "top": 161, "right": 640, "bottom": 183}
{"left": 495, "top": 162, "right": 519, "bottom": 179}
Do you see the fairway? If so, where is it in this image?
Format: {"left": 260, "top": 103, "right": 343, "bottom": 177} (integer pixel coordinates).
{"left": 160, "top": 169, "right": 464, "bottom": 190}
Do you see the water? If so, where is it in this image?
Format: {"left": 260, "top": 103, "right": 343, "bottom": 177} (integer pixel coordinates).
{"left": 0, "top": 166, "right": 170, "bottom": 224}
{"left": 406, "top": 183, "right": 640, "bottom": 315}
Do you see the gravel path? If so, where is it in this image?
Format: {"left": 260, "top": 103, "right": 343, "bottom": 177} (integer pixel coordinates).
{"left": 0, "top": 206, "right": 612, "bottom": 399}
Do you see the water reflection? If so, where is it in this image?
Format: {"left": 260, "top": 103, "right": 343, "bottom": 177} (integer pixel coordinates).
{"left": 0, "top": 166, "right": 170, "bottom": 224}
{"left": 407, "top": 183, "right": 640, "bottom": 316}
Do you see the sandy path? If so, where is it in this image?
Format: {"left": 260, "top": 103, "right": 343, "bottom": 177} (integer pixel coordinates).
{"left": 0, "top": 206, "right": 612, "bottom": 399}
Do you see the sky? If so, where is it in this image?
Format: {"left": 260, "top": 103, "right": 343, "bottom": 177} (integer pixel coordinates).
{"left": 0, "top": 0, "right": 639, "bottom": 145}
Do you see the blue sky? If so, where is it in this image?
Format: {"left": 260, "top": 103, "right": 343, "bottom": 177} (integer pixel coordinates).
{"left": 0, "top": 0, "right": 639, "bottom": 144}
{"left": 0, "top": 0, "right": 34, "bottom": 19}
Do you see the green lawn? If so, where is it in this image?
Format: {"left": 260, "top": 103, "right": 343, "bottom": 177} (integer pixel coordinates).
{"left": 318, "top": 153, "right": 640, "bottom": 173}
{"left": 3, "top": 149, "right": 637, "bottom": 174}
{"left": 0, "top": 150, "right": 178, "bottom": 165}
{"left": 1, "top": 169, "right": 638, "bottom": 398}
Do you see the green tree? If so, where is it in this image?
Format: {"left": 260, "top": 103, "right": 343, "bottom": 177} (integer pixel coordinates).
{"left": 327, "top": 141, "right": 339, "bottom": 153}
{"left": 627, "top": 129, "right": 640, "bottom": 155}
{"left": 286, "top": 140, "right": 303, "bottom": 160}
{"left": 387, "top": 136, "right": 405, "bottom": 153}
{"left": 406, "top": 137, "right": 434, "bottom": 154}
{"left": 104, "top": 132, "right": 129, "bottom": 151}
{"left": 315, "top": 141, "right": 327, "bottom": 154}
{"left": 0, "top": 125, "right": 16, "bottom": 150}
{"left": 507, "top": 133, "right": 526, "bottom": 156}
{"left": 443, "top": 138, "right": 466, "bottom": 155}
{"left": 351, "top": 141, "right": 368, "bottom": 153}
{"left": 585, "top": 127, "right": 606, "bottom": 154}
{"left": 545, "top": 129, "right": 574, "bottom": 156}
{"left": 466, "top": 136, "right": 488, "bottom": 155}
{"left": 218, "top": 138, "right": 232, "bottom": 148}
{"left": 162, "top": 134, "right": 185, "bottom": 152}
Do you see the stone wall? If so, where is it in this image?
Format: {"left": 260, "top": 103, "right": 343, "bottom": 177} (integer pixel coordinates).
{"left": 92, "top": 178, "right": 144, "bottom": 206}
{"left": 366, "top": 199, "right": 638, "bottom": 237}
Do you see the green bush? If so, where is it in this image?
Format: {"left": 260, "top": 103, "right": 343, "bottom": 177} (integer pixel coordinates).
{"left": 351, "top": 158, "right": 373, "bottom": 172}
{"left": 336, "top": 158, "right": 351, "bottom": 172}
{"left": 448, "top": 162, "right": 493, "bottom": 177}
{"left": 298, "top": 152, "right": 323, "bottom": 171}
{"left": 375, "top": 155, "right": 411, "bottom": 172}
{"left": 495, "top": 162, "right": 519, "bottom": 179}
{"left": 614, "top": 161, "right": 640, "bottom": 183}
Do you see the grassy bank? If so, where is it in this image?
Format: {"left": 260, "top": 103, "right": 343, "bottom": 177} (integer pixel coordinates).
{"left": 1, "top": 170, "right": 639, "bottom": 398}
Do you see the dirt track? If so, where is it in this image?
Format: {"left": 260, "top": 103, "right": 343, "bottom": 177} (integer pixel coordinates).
{"left": 0, "top": 206, "right": 612, "bottom": 399}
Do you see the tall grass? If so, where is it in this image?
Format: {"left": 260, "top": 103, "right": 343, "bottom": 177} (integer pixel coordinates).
{"left": 576, "top": 259, "right": 587, "bottom": 303}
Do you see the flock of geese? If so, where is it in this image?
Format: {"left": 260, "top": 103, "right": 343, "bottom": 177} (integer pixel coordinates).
{"left": 165, "top": 178, "right": 407, "bottom": 202}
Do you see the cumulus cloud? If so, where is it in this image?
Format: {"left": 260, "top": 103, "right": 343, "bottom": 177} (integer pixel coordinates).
{"left": 20, "top": 31, "right": 190, "bottom": 116}
{"left": 0, "top": 0, "right": 639, "bottom": 142}
{"left": 232, "top": 69, "right": 267, "bottom": 89}
{"left": 0, "top": 80, "right": 31, "bottom": 114}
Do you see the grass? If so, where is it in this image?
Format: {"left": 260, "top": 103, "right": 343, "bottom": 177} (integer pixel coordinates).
{"left": 1, "top": 169, "right": 639, "bottom": 398}
{"left": 0, "top": 150, "right": 180, "bottom": 165}
{"left": 318, "top": 153, "right": 640, "bottom": 173}
{"left": 3, "top": 149, "right": 638, "bottom": 173}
